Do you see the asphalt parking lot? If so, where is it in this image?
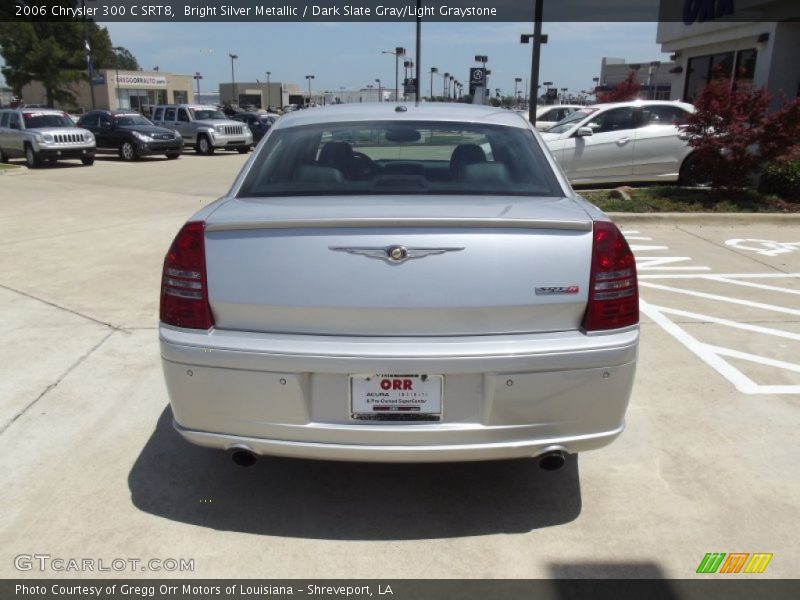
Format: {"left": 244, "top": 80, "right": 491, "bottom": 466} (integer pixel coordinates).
{"left": 1, "top": 155, "right": 798, "bottom": 579}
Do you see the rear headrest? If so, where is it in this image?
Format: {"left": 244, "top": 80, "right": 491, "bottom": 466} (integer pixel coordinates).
{"left": 459, "top": 162, "right": 511, "bottom": 186}
{"left": 294, "top": 164, "right": 345, "bottom": 183}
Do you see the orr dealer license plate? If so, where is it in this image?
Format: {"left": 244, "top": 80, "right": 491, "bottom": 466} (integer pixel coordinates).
{"left": 350, "top": 374, "right": 443, "bottom": 421}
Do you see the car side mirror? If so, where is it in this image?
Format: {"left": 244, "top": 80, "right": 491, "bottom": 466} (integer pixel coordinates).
{"left": 576, "top": 127, "right": 594, "bottom": 137}
{"left": 101, "top": 122, "right": 112, "bottom": 130}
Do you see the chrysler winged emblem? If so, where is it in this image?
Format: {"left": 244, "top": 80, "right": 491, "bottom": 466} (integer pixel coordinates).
{"left": 329, "top": 245, "right": 464, "bottom": 264}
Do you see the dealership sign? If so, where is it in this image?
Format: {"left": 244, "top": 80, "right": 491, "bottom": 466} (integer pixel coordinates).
{"left": 113, "top": 74, "right": 167, "bottom": 87}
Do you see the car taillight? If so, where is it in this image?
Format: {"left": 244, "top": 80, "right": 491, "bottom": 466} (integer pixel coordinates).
{"left": 160, "top": 221, "right": 214, "bottom": 330}
{"left": 583, "top": 220, "right": 639, "bottom": 332}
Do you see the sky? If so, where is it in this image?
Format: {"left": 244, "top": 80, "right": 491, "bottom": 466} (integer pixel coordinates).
{"left": 2, "top": 21, "right": 668, "bottom": 97}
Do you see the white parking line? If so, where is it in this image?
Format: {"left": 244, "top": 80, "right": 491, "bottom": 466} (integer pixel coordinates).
{"left": 629, "top": 231, "right": 800, "bottom": 395}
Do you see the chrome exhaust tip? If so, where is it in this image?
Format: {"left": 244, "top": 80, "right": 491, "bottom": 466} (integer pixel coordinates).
{"left": 538, "top": 450, "right": 567, "bottom": 471}
{"left": 231, "top": 450, "right": 257, "bottom": 467}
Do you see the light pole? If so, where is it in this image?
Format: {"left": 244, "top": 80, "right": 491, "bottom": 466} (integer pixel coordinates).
{"left": 382, "top": 47, "right": 405, "bottom": 102}
{"left": 193, "top": 72, "right": 203, "bottom": 99}
{"left": 514, "top": 77, "right": 522, "bottom": 107}
{"left": 429, "top": 67, "right": 438, "bottom": 100}
{"left": 305, "top": 74, "right": 315, "bottom": 107}
{"left": 112, "top": 46, "right": 124, "bottom": 109}
{"left": 265, "top": 71, "right": 271, "bottom": 110}
{"left": 449, "top": 75, "right": 454, "bottom": 101}
{"left": 520, "top": 0, "right": 548, "bottom": 122}
{"left": 442, "top": 72, "right": 449, "bottom": 100}
{"left": 647, "top": 61, "right": 661, "bottom": 99}
{"left": 81, "top": 0, "right": 96, "bottom": 110}
{"left": 560, "top": 87, "right": 568, "bottom": 103}
{"left": 228, "top": 53, "right": 238, "bottom": 107}
{"left": 543, "top": 81, "right": 553, "bottom": 104}
{"left": 375, "top": 78, "right": 382, "bottom": 102}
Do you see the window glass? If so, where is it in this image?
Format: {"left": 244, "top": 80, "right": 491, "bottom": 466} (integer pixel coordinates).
{"left": 164, "top": 108, "right": 176, "bottom": 121}
{"left": 587, "top": 107, "right": 635, "bottom": 133}
{"left": 177, "top": 109, "right": 190, "bottom": 122}
{"left": 237, "top": 120, "right": 562, "bottom": 199}
{"left": 641, "top": 105, "right": 690, "bottom": 126}
{"left": 735, "top": 48, "right": 757, "bottom": 89}
{"left": 99, "top": 114, "right": 111, "bottom": 127}
{"left": 10, "top": 113, "right": 22, "bottom": 129}
{"left": 153, "top": 107, "right": 164, "bottom": 121}
{"left": 1, "top": 112, "right": 9, "bottom": 128}
{"left": 22, "top": 112, "right": 73, "bottom": 128}
{"left": 114, "top": 114, "right": 153, "bottom": 126}
{"left": 191, "top": 109, "right": 226, "bottom": 120}
{"left": 78, "top": 113, "right": 97, "bottom": 128}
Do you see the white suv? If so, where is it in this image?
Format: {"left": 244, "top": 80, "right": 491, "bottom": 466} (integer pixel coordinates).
{"left": 0, "top": 108, "right": 96, "bottom": 168}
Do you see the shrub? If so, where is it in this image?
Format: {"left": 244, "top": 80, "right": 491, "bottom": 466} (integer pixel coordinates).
{"left": 596, "top": 70, "right": 641, "bottom": 103}
{"left": 683, "top": 69, "right": 800, "bottom": 189}
{"left": 759, "top": 160, "right": 800, "bottom": 199}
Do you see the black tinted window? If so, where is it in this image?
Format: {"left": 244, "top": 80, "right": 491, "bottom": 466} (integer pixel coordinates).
{"left": 238, "top": 120, "right": 562, "bottom": 198}
{"left": 587, "top": 108, "right": 635, "bottom": 133}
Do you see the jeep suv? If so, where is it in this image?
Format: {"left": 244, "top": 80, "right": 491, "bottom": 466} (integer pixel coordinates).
{"left": 0, "top": 108, "right": 96, "bottom": 168}
{"left": 151, "top": 104, "right": 252, "bottom": 155}
{"left": 77, "top": 110, "right": 183, "bottom": 161}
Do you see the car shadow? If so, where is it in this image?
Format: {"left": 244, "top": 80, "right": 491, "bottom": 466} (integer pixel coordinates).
{"left": 128, "top": 407, "right": 582, "bottom": 540}
{"left": 95, "top": 155, "right": 175, "bottom": 163}
{"left": 549, "top": 563, "right": 680, "bottom": 599}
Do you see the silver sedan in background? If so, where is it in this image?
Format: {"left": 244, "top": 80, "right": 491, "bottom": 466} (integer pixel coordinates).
{"left": 159, "top": 103, "right": 639, "bottom": 469}
{"left": 541, "top": 100, "right": 696, "bottom": 185}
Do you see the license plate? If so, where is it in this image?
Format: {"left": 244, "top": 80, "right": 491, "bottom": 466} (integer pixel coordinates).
{"left": 350, "top": 374, "right": 443, "bottom": 421}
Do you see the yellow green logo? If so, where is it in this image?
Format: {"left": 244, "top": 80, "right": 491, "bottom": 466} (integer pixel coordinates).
{"left": 696, "top": 553, "right": 773, "bottom": 574}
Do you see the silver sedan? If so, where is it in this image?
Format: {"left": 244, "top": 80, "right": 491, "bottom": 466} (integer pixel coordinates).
{"left": 159, "top": 103, "right": 639, "bottom": 468}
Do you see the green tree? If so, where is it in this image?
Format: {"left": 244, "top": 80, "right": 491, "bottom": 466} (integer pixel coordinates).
{"left": 0, "top": 2, "right": 137, "bottom": 106}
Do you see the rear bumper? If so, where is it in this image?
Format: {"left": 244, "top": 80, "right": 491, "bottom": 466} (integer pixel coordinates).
{"left": 160, "top": 326, "right": 638, "bottom": 462}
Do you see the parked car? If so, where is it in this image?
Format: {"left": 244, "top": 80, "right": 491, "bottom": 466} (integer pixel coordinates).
{"left": 151, "top": 104, "right": 253, "bottom": 155}
{"left": 159, "top": 103, "right": 639, "bottom": 468}
{"left": 77, "top": 110, "right": 183, "bottom": 161}
{"left": 231, "top": 112, "right": 279, "bottom": 143}
{"left": 540, "top": 100, "right": 696, "bottom": 185}
{"left": 0, "top": 108, "right": 95, "bottom": 168}
{"left": 532, "top": 104, "right": 583, "bottom": 131}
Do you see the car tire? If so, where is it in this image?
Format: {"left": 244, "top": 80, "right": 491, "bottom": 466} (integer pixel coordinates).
{"left": 25, "top": 145, "right": 41, "bottom": 169}
{"left": 237, "top": 147, "right": 251, "bottom": 154}
{"left": 81, "top": 156, "right": 95, "bottom": 166}
{"left": 119, "top": 141, "right": 138, "bottom": 161}
{"left": 678, "top": 153, "right": 709, "bottom": 187}
{"left": 0, "top": 146, "right": 8, "bottom": 163}
{"left": 165, "top": 152, "right": 180, "bottom": 160}
{"left": 195, "top": 135, "right": 214, "bottom": 155}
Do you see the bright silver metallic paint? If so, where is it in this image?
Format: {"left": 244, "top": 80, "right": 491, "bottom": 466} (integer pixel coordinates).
{"left": 160, "top": 103, "right": 638, "bottom": 463}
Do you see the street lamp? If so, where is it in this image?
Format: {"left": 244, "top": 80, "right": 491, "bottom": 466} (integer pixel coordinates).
{"left": 112, "top": 46, "right": 124, "bottom": 109}
{"left": 265, "top": 71, "right": 271, "bottom": 110}
{"left": 375, "top": 78, "right": 382, "bottom": 102}
{"left": 429, "top": 67, "right": 438, "bottom": 101}
{"left": 305, "top": 74, "right": 315, "bottom": 107}
{"left": 366, "top": 84, "right": 375, "bottom": 102}
{"left": 193, "top": 72, "right": 203, "bottom": 99}
{"left": 381, "top": 47, "right": 405, "bottom": 102}
{"left": 514, "top": 77, "right": 522, "bottom": 107}
{"left": 647, "top": 61, "right": 661, "bottom": 99}
{"left": 520, "top": 0, "right": 549, "bottom": 121}
{"left": 560, "top": 87, "right": 568, "bottom": 103}
{"left": 228, "top": 53, "right": 238, "bottom": 107}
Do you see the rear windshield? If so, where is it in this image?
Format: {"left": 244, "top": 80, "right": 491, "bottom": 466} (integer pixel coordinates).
{"left": 191, "top": 109, "right": 226, "bottom": 120}
{"left": 114, "top": 114, "right": 153, "bottom": 126}
{"left": 23, "top": 113, "right": 73, "bottom": 128}
{"left": 237, "top": 120, "right": 562, "bottom": 198}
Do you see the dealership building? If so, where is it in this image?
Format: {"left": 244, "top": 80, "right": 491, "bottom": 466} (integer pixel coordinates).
{"left": 657, "top": 0, "right": 800, "bottom": 103}
{"left": 20, "top": 69, "right": 195, "bottom": 113}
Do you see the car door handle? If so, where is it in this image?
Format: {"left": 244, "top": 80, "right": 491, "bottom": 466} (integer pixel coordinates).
{"left": 617, "top": 137, "right": 631, "bottom": 145}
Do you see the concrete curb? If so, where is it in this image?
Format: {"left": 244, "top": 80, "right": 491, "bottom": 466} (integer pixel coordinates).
{"left": 608, "top": 212, "right": 800, "bottom": 224}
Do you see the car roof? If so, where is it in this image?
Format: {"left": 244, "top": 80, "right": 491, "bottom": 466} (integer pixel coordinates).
{"left": 590, "top": 100, "right": 695, "bottom": 111}
{"left": 18, "top": 108, "right": 67, "bottom": 115}
{"left": 272, "top": 102, "right": 530, "bottom": 130}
